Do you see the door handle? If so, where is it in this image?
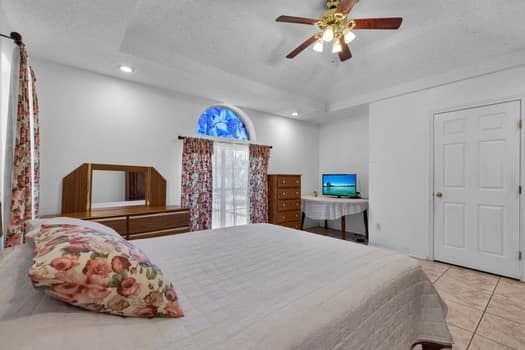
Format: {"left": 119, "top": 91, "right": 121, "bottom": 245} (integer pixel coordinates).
{"left": 435, "top": 192, "right": 443, "bottom": 198}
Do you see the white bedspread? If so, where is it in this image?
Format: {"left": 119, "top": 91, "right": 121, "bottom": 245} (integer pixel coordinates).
{"left": 0, "top": 224, "right": 452, "bottom": 350}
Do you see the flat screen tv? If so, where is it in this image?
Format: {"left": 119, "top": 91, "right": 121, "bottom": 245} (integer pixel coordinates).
{"left": 322, "top": 174, "right": 357, "bottom": 198}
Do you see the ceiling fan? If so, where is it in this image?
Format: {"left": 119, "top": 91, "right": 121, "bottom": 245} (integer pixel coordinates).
{"left": 276, "top": 0, "right": 402, "bottom": 62}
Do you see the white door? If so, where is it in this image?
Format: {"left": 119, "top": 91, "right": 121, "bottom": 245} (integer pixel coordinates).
{"left": 434, "top": 101, "right": 521, "bottom": 278}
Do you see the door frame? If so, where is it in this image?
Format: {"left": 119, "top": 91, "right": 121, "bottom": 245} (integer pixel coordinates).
{"left": 428, "top": 96, "right": 524, "bottom": 280}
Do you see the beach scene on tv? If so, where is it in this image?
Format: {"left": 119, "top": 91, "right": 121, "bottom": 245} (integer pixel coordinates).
{"left": 322, "top": 174, "right": 357, "bottom": 197}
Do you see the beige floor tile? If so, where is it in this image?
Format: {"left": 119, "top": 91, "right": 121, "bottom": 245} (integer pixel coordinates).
{"left": 418, "top": 259, "right": 450, "bottom": 282}
{"left": 477, "top": 313, "right": 525, "bottom": 349}
{"left": 448, "top": 325, "right": 473, "bottom": 350}
{"left": 443, "top": 267, "right": 498, "bottom": 293}
{"left": 496, "top": 278, "right": 525, "bottom": 299}
{"left": 435, "top": 275, "right": 493, "bottom": 310}
{"left": 487, "top": 293, "right": 525, "bottom": 326}
{"left": 469, "top": 334, "right": 515, "bottom": 350}
{"left": 445, "top": 300, "right": 483, "bottom": 332}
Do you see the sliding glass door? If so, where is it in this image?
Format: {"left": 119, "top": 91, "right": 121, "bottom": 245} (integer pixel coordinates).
{"left": 212, "top": 142, "right": 249, "bottom": 229}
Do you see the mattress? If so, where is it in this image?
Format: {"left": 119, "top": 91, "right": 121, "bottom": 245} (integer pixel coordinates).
{"left": 0, "top": 223, "right": 452, "bottom": 349}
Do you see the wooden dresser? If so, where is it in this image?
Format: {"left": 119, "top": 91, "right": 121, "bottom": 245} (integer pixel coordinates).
{"left": 45, "top": 206, "right": 190, "bottom": 240}
{"left": 51, "top": 163, "right": 190, "bottom": 240}
{"left": 268, "top": 174, "right": 302, "bottom": 229}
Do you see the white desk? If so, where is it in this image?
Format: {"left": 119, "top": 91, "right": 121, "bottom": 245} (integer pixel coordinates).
{"left": 301, "top": 195, "right": 369, "bottom": 241}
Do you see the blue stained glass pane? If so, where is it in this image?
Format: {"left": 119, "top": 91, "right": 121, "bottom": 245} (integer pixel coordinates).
{"left": 197, "top": 107, "right": 249, "bottom": 140}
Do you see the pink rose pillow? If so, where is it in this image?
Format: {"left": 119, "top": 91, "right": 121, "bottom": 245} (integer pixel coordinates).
{"left": 29, "top": 224, "right": 184, "bottom": 318}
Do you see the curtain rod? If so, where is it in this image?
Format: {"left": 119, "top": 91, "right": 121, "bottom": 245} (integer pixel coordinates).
{"left": 0, "top": 32, "right": 23, "bottom": 46}
{"left": 178, "top": 135, "right": 272, "bottom": 149}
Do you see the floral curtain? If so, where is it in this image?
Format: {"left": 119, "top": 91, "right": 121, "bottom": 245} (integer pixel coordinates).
{"left": 181, "top": 137, "right": 213, "bottom": 231}
{"left": 249, "top": 144, "right": 271, "bottom": 223}
{"left": 5, "top": 43, "right": 40, "bottom": 247}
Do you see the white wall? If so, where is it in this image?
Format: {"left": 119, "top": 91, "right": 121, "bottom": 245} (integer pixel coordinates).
{"left": 0, "top": 10, "right": 10, "bottom": 34}
{"left": 91, "top": 170, "right": 126, "bottom": 204}
{"left": 33, "top": 58, "right": 320, "bottom": 217}
{"left": 369, "top": 65, "right": 525, "bottom": 273}
{"left": 319, "top": 114, "right": 369, "bottom": 233}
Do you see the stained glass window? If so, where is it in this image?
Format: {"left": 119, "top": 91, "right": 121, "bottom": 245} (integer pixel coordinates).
{"left": 197, "top": 106, "right": 249, "bottom": 141}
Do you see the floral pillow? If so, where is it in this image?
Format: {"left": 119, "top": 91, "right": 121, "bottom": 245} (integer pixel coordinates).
{"left": 29, "top": 224, "right": 184, "bottom": 318}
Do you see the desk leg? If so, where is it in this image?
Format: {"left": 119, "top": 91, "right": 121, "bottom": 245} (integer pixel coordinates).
{"left": 363, "top": 210, "right": 369, "bottom": 242}
{"left": 341, "top": 216, "right": 346, "bottom": 241}
{"left": 300, "top": 212, "right": 305, "bottom": 230}
{"left": 324, "top": 220, "right": 328, "bottom": 229}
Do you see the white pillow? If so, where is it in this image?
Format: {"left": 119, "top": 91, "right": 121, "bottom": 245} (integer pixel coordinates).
{"left": 0, "top": 243, "right": 72, "bottom": 321}
{"left": 25, "top": 217, "right": 119, "bottom": 244}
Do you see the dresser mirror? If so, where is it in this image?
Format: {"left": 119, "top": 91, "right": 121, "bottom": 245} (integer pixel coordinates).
{"left": 91, "top": 170, "right": 146, "bottom": 209}
{"left": 61, "top": 163, "right": 166, "bottom": 214}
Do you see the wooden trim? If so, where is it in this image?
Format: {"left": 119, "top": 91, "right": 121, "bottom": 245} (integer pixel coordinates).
{"left": 62, "top": 163, "right": 91, "bottom": 213}
{"left": 0, "top": 202, "right": 3, "bottom": 238}
{"left": 91, "top": 164, "right": 150, "bottom": 172}
{"left": 147, "top": 167, "right": 167, "bottom": 207}
{"left": 87, "top": 163, "right": 92, "bottom": 211}
{"left": 128, "top": 226, "right": 190, "bottom": 240}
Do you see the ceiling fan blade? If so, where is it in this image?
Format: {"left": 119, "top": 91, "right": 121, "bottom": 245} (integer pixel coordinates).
{"left": 286, "top": 35, "right": 318, "bottom": 59}
{"left": 353, "top": 17, "right": 403, "bottom": 30}
{"left": 337, "top": 0, "right": 359, "bottom": 15}
{"left": 338, "top": 38, "right": 352, "bottom": 62}
{"left": 276, "top": 15, "right": 318, "bottom": 25}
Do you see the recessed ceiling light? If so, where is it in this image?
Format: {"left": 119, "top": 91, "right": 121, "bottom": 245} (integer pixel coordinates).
{"left": 119, "top": 65, "right": 134, "bottom": 73}
{"left": 291, "top": 112, "right": 299, "bottom": 117}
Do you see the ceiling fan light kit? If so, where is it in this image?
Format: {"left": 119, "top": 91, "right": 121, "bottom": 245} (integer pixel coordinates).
{"left": 332, "top": 40, "right": 342, "bottom": 54}
{"left": 276, "top": 0, "right": 403, "bottom": 62}
{"left": 343, "top": 28, "right": 356, "bottom": 44}
{"left": 322, "top": 26, "right": 335, "bottom": 42}
{"left": 313, "top": 39, "right": 324, "bottom": 52}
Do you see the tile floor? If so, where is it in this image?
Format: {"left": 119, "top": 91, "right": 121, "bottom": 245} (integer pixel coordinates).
{"left": 304, "top": 227, "right": 525, "bottom": 349}
{"left": 418, "top": 260, "right": 524, "bottom": 350}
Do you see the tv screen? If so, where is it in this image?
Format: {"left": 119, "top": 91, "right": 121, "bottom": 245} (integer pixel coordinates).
{"left": 322, "top": 174, "right": 357, "bottom": 197}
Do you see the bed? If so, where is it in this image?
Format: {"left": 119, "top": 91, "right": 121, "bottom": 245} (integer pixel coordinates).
{"left": 0, "top": 223, "right": 452, "bottom": 349}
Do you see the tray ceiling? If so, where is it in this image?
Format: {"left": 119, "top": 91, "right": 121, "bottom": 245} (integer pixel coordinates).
{"left": 3, "top": 0, "right": 525, "bottom": 122}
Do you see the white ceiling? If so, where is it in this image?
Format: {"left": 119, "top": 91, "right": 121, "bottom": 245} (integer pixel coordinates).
{"left": 3, "top": 0, "right": 525, "bottom": 122}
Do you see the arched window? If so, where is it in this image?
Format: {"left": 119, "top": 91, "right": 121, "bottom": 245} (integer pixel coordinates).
{"left": 194, "top": 105, "right": 256, "bottom": 229}
{"left": 197, "top": 106, "right": 250, "bottom": 141}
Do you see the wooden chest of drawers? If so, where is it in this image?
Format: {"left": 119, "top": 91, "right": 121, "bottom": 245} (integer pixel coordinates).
{"left": 47, "top": 206, "right": 190, "bottom": 240}
{"left": 268, "top": 174, "right": 302, "bottom": 229}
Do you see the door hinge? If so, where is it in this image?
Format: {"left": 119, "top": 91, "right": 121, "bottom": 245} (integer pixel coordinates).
{"left": 519, "top": 251, "right": 522, "bottom": 261}
{"left": 520, "top": 185, "right": 523, "bottom": 195}
{"left": 519, "top": 120, "right": 523, "bottom": 129}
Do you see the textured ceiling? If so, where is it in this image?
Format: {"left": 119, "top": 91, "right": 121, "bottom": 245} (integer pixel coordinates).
{"left": 3, "top": 0, "right": 525, "bottom": 122}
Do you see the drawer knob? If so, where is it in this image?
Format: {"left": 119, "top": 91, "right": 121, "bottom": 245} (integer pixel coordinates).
{"left": 282, "top": 204, "right": 286, "bottom": 207}
{"left": 296, "top": 180, "right": 299, "bottom": 184}
{"left": 295, "top": 214, "right": 298, "bottom": 218}
{"left": 283, "top": 192, "right": 286, "bottom": 196}
{"left": 282, "top": 180, "right": 286, "bottom": 184}
{"left": 296, "top": 192, "right": 299, "bottom": 195}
